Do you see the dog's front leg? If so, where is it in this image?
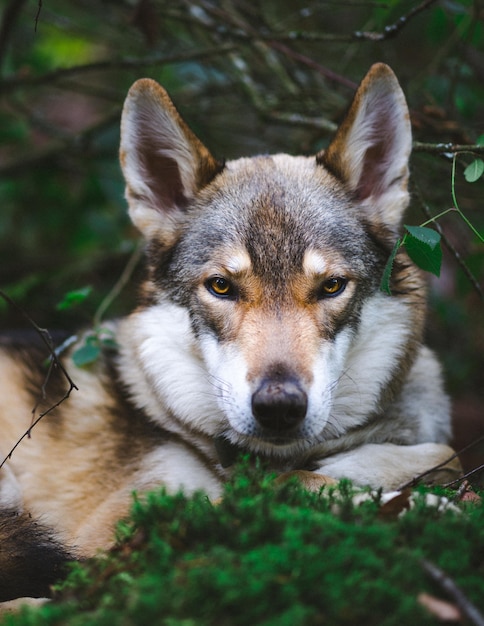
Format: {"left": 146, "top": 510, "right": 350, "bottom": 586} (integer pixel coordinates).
{"left": 306, "top": 442, "right": 462, "bottom": 492}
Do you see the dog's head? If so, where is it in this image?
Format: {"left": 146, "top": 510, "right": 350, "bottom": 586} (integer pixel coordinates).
{"left": 119, "top": 64, "right": 423, "bottom": 457}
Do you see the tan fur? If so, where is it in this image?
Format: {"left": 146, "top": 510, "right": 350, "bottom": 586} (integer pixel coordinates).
{"left": 0, "top": 354, "right": 222, "bottom": 555}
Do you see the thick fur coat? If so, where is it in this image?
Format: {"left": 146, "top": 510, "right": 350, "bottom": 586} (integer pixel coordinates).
{"left": 0, "top": 64, "right": 460, "bottom": 601}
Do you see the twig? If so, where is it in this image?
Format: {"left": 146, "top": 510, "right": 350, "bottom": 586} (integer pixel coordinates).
{"left": 193, "top": 1, "right": 357, "bottom": 90}
{"left": 444, "top": 463, "right": 484, "bottom": 489}
{"left": 0, "top": 290, "right": 78, "bottom": 469}
{"left": 34, "top": 0, "right": 42, "bottom": 32}
{"left": 0, "top": 44, "right": 237, "bottom": 95}
{"left": 0, "top": 0, "right": 28, "bottom": 74}
{"left": 421, "top": 559, "right": 484, "bottom": 626}
{"left": 93, "top": 239, "right": 144, "bottom": 328}
{"left": 450, "top": 154, "right": 484, "bottom": 244}
{"left": 268, "top": 41, "right": 358, "bottom": 90}
{"left": 413, "top": 142, "right": 484, "bottom": 155}
{"left": 188, "top": 0, "right": 438, "bottom": 46}
{"left": 0, "top": 383, "right": 77, "bottom": 470}
{"left": 412, "top": 183, "right": 483, "bottom": 300}
{"left": 265, "top": 111, "right": 337, "bottom": 133}
{"left": 0, "top": 109, "right": 121, "bottom": 179}
{"left": 353, "top": 0, "right": 439, "bottom": 41}
{"left": 397, "top": 434, "right": 484, "bottom": 491}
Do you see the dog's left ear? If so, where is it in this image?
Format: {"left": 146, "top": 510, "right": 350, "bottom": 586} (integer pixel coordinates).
{"left": 120, "top": 79, "right": 222, "bottom": 243}
{"left": 318, "top": 63, "right": 412, "bottom": 229}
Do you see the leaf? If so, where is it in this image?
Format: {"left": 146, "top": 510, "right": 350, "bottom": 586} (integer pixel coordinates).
{"left": 417, "top": 592, "right": 462, "bottom": 622}
{"left": 72, "top": 337, "right": 100, "bottom": 367}
{"left": 57, "top": 286, "right": 92, "bottom": 311}
{"left": 403, "top": 226, "right": 442, "bottom": 277}
{"left": 380, "top": 238, "right": 402, "bottom": 294}
{"left": 100, "top": 338, "right": 118, "bottom": 350}
{"left": 464, "top": 159, "right": 484, "bottom": 183}
{"left": 404, "top": 225, "right": 441, "bottom": 249}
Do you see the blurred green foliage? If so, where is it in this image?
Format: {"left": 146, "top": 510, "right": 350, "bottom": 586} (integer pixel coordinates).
{"left": 4, "top": 464, "right": 484, "bottom": 625}
{"left": 0, "top": 0, "right": 482, "bottom": 446}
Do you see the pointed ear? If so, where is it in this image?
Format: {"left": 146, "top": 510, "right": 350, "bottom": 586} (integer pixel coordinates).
{"left": 120, "top": 79, "right": 223, "bottom": 242}
{"left": 318, "top": 63, "right": 412, "bottom": 229}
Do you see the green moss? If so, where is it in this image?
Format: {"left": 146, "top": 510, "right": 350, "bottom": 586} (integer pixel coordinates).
{"left": 3, "top": 463, "right": 484, "bottom": 626}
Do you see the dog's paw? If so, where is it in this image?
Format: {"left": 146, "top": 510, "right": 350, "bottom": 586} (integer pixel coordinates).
{"left": 276, "top": 470, "right": 338, "bottom": 491}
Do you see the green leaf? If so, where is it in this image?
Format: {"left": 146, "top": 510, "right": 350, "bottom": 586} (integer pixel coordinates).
{"left": 57, "top": 286, "right": 92, "bottom": 311}
{"left": 403, "top": 226, "right": 442, "bottom": 277}
{"left": 464, "top": 159, "right": 484, "bottom": 183}
{"left": 72, "top": 337, "right": 100, "bottom": 367}
{"left": 380, "top": 239, "right": 402, "bottom": 294}
{"left": 100, "top": 337, "right": 118, "bottom": 350}
{"left": 404, "top": 225, "right": 441, "bottom": 249}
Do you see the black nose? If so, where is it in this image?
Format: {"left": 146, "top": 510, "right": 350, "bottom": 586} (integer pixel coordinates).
{"left": 252, "top": 377, "right": 307, "bottom": 432}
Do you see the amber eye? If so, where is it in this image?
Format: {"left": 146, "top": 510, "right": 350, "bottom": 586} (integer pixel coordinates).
{"left": 319, "top": 277, "right": 347, "bottom": 298}
{"left": 205, "top": 276, "right": 236, "bottom": 298}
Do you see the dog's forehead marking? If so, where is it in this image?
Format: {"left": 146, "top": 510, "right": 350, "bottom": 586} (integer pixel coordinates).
{"left": 222, "top": 248, "right": 252, "bottom": 275}
{"left": 303, "top": 249, "right": 328, "bottom": 276}
{"left": 303, "top": 249, "right": 352, "bottom": 278}
{"left": 206, "top": 247, "right": 252, "bottom": 277}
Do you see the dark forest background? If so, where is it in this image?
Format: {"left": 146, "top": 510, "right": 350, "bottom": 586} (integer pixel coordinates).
{"left": 0, "top": 0, "right": 482, "bottom": 480}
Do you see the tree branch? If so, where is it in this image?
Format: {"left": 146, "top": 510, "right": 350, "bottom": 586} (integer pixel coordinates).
{"left": 413, "top": 142, "right": 484, "bottom": 155}
{"left": 268, "top": 41, "right": 358, "bottom": 89}
{"left": 183, "top": 0, "right": 439, "bottom": 45}
{"left": 0, "top": 44, "right": 237, "bottom": 95}
{"left": 398, "top": 434, "right": 484, "bottom": 490}
{"left": 444, "top": 462, "right": 484, "bottom": 488}
{"left": 412, "top": 183, "right": 483, "bottom": 300}
{"left": 0, "top": 291, "right": 78, "bottom": 469}
{"left": 0, "top": 0, "right": 28, "bottom": 74}
{"left": 421, "top": 560, "right": 484, "bottom": 626}
{"left": 353, "top": 0, "right": 439, "bottom": 41}
{"left": 0, "top": 109, "right": 121, "bottom": 179}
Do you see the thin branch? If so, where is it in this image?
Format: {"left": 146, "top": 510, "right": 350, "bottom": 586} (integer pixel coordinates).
{"left": 413, "top": 142, "right": 484, "bottom": 155}
{"left": 353, "top": 0, "right": 439, "bottom": 41}
{"left": 1, "top": 382, "right": 77, "bottom": 470}
{"left": 397, "top": 434, "right": 484, "bottom": 491}
{"left": 93, "top": 239, "right": 144, "bottom": 328}
{"left": 450, "top": 154, "right": 484, "bottom": 244}
{"left": 268, "top": 41, "right": 358, "bottom": 89}
{"left": 192, "top": 0, "right": 357, "bottom": 90}
{"left": 444, "top": 463, "right": 484, "bottom": 488}
{"left": 187, "top": 0, "right": 438, "bottom": 45}
{"left": 0, "top": 44, "right": 237, "bottom": 95}
{"left": 0, "top": 109, "right": 121, "bottom": 179}
{"left": 34, "top": 0, "right": 42, "bottom": 32}
{"left": 0, "top": 0, "right": 28, "bottom": 74}
{"left": 0, "top": 290, "right": 78, "bottom": 469}
{"left": 412, "top": 183, "right": 483, "bottom": 299}
{"left": 264, "top": 111, "right": 337, "bottom": 133}
{"left": 421, "top": 560, "right": 484, "bottom": 626}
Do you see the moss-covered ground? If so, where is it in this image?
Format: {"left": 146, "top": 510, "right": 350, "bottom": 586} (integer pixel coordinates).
{"left": 3, "top": 462, "right": 484, "bottom": 626}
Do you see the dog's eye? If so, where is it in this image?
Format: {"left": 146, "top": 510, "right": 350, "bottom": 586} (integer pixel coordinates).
{"left": 205, "top": 277, "right": 236, "bottom": 299}
{"left": 319, "top": 277, "right": 347, "bottom": 298}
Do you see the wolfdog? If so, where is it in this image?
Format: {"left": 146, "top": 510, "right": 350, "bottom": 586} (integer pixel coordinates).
{"left": 0, "top": 63, "right": 460, "bottom": 601}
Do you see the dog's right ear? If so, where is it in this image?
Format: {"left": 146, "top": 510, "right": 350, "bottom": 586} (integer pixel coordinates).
{"left": 120, "top": 79, "right": 223, "bottom": 242}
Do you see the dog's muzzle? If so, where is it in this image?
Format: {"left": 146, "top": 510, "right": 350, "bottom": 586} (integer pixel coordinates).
{"left": 251, "top": 376, "right": 307, "bottom": 433}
